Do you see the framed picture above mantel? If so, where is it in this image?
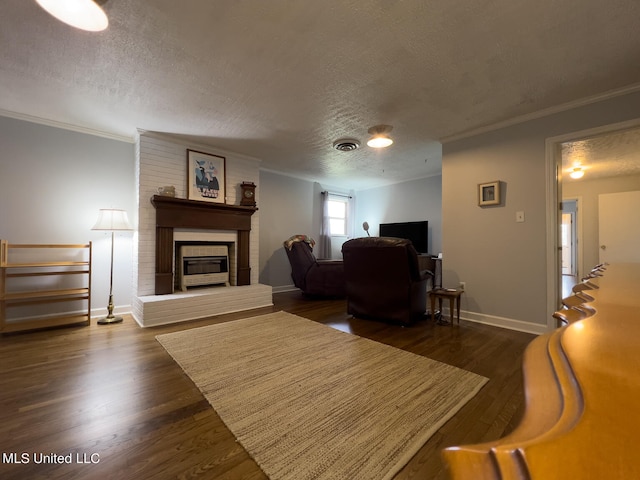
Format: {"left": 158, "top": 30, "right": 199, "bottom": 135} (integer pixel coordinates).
{"left": 187, "top": 149, "right": 226, "bottom": 204}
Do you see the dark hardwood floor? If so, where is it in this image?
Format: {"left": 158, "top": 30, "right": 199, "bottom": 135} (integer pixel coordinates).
{"left": 0, "top": 292, "right": 535, "bottom": 479}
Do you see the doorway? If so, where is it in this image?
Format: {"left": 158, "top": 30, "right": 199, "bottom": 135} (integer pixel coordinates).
{"left": 561, "top": 210, "right": 575, "bottom": 275}
{"left": 545, "top": 119, "right": 640, "bottom": 330}
{"left": 561, "top": 199, "right": 579, "bottom": 297}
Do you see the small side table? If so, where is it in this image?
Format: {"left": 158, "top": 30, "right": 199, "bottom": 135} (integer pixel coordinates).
{"left": 429, "top": 288, "right": 464, "bottom": 326}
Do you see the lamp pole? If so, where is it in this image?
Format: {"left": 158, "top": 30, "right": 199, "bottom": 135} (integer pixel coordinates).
{"left": 98, "top": 229, "right": 121, "bottom": 324}
{"left": 92, "top": 208, "right": 131, "bottom": 325}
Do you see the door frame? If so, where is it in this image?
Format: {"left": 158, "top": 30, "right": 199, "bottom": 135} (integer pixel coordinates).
{"left": 562, "top": 197, "right": 582, "bottom": 278}
{"left": 545, "top": 118, "right": 640, "bottom": 331}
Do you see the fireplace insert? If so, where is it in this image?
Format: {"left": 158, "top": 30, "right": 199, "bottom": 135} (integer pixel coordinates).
{"left": 176, "top": 244, "right": 229, "bottom": 291}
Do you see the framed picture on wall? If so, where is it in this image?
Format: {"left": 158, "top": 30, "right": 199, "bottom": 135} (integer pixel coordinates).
{"left": 187, "top": 149, "right": 226, "bottom": 203}
{"left": 478, "top": 181, "right": 500, "bottom": 206}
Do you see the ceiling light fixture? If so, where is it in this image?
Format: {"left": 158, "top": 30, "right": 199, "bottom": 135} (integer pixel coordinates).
{"left": 36, "top": 0, "right": 109, "bottom": 32}
{"left": 569, "top": 166, "right": 585, "bottom": 179}
{"left": 366, "top": 125, "right": 394, "bottom": 148}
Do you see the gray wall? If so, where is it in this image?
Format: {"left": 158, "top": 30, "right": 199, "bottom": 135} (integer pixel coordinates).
{"left": 442, "top": 91, "right": 640, "bottom": 330}
{"left": 355, "top": 175, "right": 442, "bottom": 254}
{"left": 259, "top": 170, "right": 444, "bottom": 291}
{"left": 0, "top": 115, "right": 136, "bottom": 316}
{"left": 258, "top": 170, "right": 357, "bottom": 290}
{"left": 258, "top": 171, "right": 319, "bottom": 290}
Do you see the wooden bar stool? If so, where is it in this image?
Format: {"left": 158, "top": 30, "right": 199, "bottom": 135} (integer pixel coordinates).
{"left": 575, "top": 291, "right": 595, "bottom": 302}
{"left": 574, "top": 304, "right": 596, "bottom": 317}
{"left": 553, "top": 307, "right": 588, "bottom": 327}
{"left": 562, "top": 295, "right": 588, "bottom": 308}
{"left": 572, "top": 281, "right": 598, "bottom": 294}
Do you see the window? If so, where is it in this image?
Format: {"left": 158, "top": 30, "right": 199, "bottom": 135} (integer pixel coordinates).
{"left": 327, "top": 197, "right": 348, "bottom": 236}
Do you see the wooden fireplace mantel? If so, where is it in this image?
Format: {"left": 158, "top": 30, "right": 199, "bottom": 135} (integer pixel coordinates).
{"left": 151, "top": 195, "right": 258, "bottom": 294}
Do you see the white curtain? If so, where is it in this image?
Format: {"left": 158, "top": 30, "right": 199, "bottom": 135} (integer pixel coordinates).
{"left": 346, "top": 193, "right": 355, "bottom": 239}
{"left": 319, "top": 191, "right": 332, "bottom": 259}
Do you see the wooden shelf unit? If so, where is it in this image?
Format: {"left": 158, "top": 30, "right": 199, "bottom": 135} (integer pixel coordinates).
{"left": 1, "top": 240, "right": 92, "bottom": 333}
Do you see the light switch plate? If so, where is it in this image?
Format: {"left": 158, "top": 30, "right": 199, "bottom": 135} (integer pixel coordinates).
{"left": 516, "top": 211, "right": 525, "bottom": 223}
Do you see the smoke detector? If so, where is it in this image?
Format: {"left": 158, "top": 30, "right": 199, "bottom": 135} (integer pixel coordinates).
{"left": 333, "top": 138, "right": 361, "bottom": 151}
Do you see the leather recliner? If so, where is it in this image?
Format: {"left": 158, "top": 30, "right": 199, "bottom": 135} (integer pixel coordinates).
{"left": 283, "top": 236, "right": 346, "bottom": 297}
{"left": 342, "top": 237, "right": 433, "bottom": 324}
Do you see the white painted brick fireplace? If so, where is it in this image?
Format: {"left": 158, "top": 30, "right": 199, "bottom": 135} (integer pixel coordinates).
{"left": 131, "top": 132, "right": 272, "bottom": 327}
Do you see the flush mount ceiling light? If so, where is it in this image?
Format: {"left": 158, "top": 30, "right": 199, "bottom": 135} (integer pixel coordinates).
{"left": 366, "top": 125, "right": 394, "bottom": 148}
{"left": 333, "top": 138, "right": 361, "bottom": 152}
{"left": 569, "top": 166, "right": 585, "bottom": 179}
{"left": 36, "top": 0, "right": 109, "bottom": 32}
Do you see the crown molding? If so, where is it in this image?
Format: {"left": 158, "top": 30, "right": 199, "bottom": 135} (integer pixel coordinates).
{"left": 440, "top": 83, "right": 640, "bottom": 144}
{"left": 137, "top": 129, "right": 262, "bottom": 165}
{"left": 0, "top": 109, "right": 135, "bottom": 143}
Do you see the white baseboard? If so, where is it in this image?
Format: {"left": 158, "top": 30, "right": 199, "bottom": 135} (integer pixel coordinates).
{"left": 271, "top": 284, "right": 299, "bottom": 294}
{"left": 439, "top": 307, "right": 549, "bottom": 335}
{"left": 91, "top": 305, "right": 132, "bottom": 319}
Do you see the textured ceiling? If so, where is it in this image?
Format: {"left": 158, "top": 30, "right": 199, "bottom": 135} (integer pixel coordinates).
{"left": 2, "top": 1, "right": 640, "bottom": 189}
{"left": 562, "top": 126, "right": 640, "bottom": 182}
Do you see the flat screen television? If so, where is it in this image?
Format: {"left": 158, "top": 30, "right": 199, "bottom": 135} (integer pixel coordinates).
{"left": 379, "top": 221, "right": 429, "bottom": 254}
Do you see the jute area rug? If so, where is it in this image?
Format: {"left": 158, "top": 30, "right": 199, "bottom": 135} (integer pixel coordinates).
{"left": 156, "top": 311, "right": 488, "bottom": 480}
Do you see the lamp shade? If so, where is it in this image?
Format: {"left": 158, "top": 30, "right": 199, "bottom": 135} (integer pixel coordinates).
{"left": 36, "top": 0, "right": 109, "bottom": 32}
{"left": 92, "top": 209, "right": 132, "bottom": 231}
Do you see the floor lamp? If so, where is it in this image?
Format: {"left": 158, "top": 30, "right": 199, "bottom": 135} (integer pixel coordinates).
{"left": 92, "top": 208, "right": 132, "bottom": 325}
